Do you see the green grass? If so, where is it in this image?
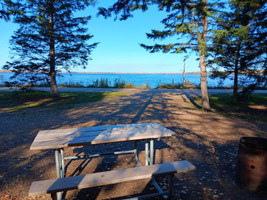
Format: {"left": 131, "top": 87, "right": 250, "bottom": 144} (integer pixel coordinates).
{"left": 194, "top": 93, "right": 267, "bottom": 122}
{"left": 0, "top": 90, "right": 126, "bottom": 113}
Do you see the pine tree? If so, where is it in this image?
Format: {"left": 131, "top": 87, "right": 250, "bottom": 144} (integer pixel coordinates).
{"left": 210, "top": 0, "right": 266, "bottom": 100}
{"left": 3, "top": 0, "right": 98, "bottom": 96}
{"left": 99, "top": 0, "right": 225, "bottom": 110}
{"left": 0, "top": 0, "right": 21, "bottom": 21}
{"left": 140, "top": 0, "right": 225, "bottom": 110}
{"left": 98, "top": 0, "right": 150, "bottom": 20}
{"left": 209, "top": 6, "right": 249, "bottom": 100}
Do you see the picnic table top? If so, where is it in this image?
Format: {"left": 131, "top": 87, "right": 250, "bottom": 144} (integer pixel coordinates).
{"left": 30, "top": 123, "right": 176, "bottom": 150}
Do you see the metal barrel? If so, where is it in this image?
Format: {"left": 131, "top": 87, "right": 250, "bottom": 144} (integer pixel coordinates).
{"left": 236, "top": 137, "right": 267, "bottom": 192}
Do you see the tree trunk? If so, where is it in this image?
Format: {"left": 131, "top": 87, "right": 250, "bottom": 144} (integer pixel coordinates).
{"left": 183, "top": 56, "right": 186, "bottom": 86}
{"left": 49, "top": 0, "right": 58, "bottom": 96}
{"left": 199, "top": 54, "right": 211, "bottom": 110}
{"left": 233, "top": 43, "right": 241, "bottom": 101}
{"left": 199, "top": 0, "right": 211, "bottom": 111}
{"left": 233, "top": 59, "right": 239, "bottom": 101}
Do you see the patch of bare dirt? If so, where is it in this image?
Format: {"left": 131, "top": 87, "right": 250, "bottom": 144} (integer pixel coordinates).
{"left": 248, "top": 105, "right": 267, "bottom": 111}
{"left": 0, "top": 89, "right": 266, "bottom": 200}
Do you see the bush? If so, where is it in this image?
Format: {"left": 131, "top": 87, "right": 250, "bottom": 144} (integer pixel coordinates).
{"left": 59, "top": 81, "right": 85, "bottom": 88}
{"left": 88, "top": 78, "right": 111, "bottom": 88}
{"left": 124, "top": 83, "right": 136, "bottom": 88}
{"left": 99, "top": 78, "right": 110, "bottom": 88}
{"left": 156, "top": 80, "right": 198, "bottom": 89}
{"left": 113, "top": 78, "right": 126, "bottom": 88}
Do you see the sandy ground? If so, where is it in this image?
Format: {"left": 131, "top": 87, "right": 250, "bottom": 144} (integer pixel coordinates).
{"left": 0, "top": 89, "right": 266, "bottom": 200}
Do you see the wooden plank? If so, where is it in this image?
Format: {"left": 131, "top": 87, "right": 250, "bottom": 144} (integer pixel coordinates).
{"left": 30, "top": 123, "right": 176, "bottom": 150}
{"left": 35, "top": 123, "right": 160, "bottom": 138}
{"left": 33, "top": 123, "right": 164, "bottom": 141}
{"left": 29, "top": 160, "right": 196, "bottom": 196}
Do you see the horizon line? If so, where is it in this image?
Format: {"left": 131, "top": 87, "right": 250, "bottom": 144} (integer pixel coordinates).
{"left": 0, "top": 70, "right": 203, "bottom": 75}
{"left": 64, "top": 71, "right": 203, "bottom": 75}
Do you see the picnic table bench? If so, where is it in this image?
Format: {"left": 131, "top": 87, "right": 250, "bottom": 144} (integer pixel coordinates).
{"left": 29, "top": 123, "right": 196, "bottom": 199}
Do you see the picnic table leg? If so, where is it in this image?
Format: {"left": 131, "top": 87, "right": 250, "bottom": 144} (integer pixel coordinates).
{"left": 134, "top": 141, "right": 142, "bottom": 166}
{"left": 55, "top": 148, "right": 64, "bottom": 200}
{"left": 150, "top": 139, "right": 169, "bottom": 199}
{"left": 51, "top": 192, "right": 57, "bottom": 200}
{"left": 150, "top": 139, "right": 154, "bottom": 165}
{"left": 144, "top": 139, "right": 155, "bottom": 166}
{"left": 145, "top": 140, "right": 149, "bottom": 166}
{"left": 55, "top": 148, "right": 65, "bottom": 177}
{"left": 145, "top": 139, "right": 169, "bottom": 199}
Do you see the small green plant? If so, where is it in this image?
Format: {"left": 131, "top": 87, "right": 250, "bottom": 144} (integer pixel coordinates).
{"left": 99, "top": 78, "right": 110, "bottom": 88}
{"left": 146, "top": 82, "right": 150, "bottom": 88}
{"left": 183, "top": 80, "right": 198, "bottom": 89}
{"left": 137, "top": 82, "right": 150, "bottom": 89}
{"left": 90, "top": 79, "right": 99, "bottom": 88}
{"left": 113, "top": 78, "right": 126, "bottom": 88}
{"left": 124, "top": 83, "right": 136, "bottom": 88}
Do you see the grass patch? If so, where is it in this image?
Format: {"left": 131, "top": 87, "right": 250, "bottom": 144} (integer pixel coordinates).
{"left": 0, "top": 90, "right": 126, "bottom": 113}
{"left": 194, "top": 93, "right": 267, "bottom": 122}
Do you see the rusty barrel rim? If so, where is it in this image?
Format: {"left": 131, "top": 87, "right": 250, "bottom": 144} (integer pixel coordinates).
{"left": 240, "top": 137, "right": 267, "bottom": 150}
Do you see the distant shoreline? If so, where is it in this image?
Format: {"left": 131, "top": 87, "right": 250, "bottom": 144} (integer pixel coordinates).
{"left": 0, "top": 70, "right": 203, "bottom": 75}
{"left": 70, "top": 71, "right": 203, "bottom": 75}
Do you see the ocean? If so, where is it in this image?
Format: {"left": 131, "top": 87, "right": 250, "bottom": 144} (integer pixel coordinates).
{"left": 0, "top": 72, "right": 233, "bottom": 88}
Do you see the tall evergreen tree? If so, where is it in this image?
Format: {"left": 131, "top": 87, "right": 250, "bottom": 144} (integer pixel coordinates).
{"left": 99, "top": 0, "right": 225, "bottom": 110}
{"left": 210, "top": 0, "right": 267, "bottom": 100}
{"left": 140, "top": 0, "right": 225, "bottom": 110}
{"left": 3, "top": 0, "right": 98, "bottom": 96}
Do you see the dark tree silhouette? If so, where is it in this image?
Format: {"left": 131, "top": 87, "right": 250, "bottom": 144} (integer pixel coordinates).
{"left": 3, "top": 0, "right": 98, "bottom": 95}
{"left": 140, "top": 0, "right": 225, "bottom": 110}
{"left": 210, "top": 0, "right": 267, "bottom": 100}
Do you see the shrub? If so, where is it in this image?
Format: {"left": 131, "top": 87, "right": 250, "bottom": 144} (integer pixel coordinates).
{"left": 124, "top": 83, "right": 136, "bottom": 88}
{"left": 88, "top": 78, "right": 111, "bottom": 88}
{"left": 156, "top": 80, "right": 198, "bottom": 89}
{"left": 59, "top": 81, "right": 85, "bottom": 88}
{"left": 113, "top": 78, "right": 126, "bottom": 88}
{"left": 99, "top": 78, "right": 110, "bottom": 88}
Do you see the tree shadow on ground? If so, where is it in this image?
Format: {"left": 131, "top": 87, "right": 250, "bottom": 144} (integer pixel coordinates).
{"left": 0, "top": 89, "right": 266, "bottom": 199}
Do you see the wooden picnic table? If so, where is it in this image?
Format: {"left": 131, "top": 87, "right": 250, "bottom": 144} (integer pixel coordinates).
{"left": 30, "top": 122, "right": 175, "bottom": 150}
{"left": 30, "top": 122, "right": 177, "bottom": 199}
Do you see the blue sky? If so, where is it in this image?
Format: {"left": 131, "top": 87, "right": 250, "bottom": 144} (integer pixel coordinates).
{"left": 0, "top": 1, "right": 200, "bottom": 73}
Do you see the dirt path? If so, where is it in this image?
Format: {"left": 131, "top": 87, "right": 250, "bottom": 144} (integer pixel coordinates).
{"left": 0, "top": 89, "right": 266, "bottom": 200}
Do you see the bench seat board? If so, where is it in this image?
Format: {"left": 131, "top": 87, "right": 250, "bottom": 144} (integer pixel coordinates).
{"left": 30, "top": 123, "right": 176, "bottom": 150}
{"left": 29, "top": 160, "right": 195, "bottom": 196}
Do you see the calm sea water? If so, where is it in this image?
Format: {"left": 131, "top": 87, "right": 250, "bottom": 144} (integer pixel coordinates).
{"left": 0, "top": 72, "right": 234, "bottom": 88}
